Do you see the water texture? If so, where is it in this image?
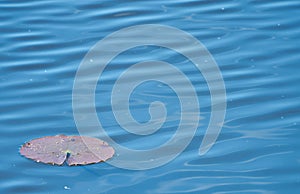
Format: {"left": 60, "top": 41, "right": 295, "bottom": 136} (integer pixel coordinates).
{"left": 0, "top": 0, "right": 299, "bottom": 193}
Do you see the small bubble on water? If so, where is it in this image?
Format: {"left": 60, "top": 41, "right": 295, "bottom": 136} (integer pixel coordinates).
{"left": 280, "top": 116, "right": 284, "bottom": 119}
{"left": 217, "top": 37, "right": 221, "bottom": 40}
{"left": 221, "top": 7, "right": 225, "bottom": 11}
{"left": 64, "top": 186, "right": 70, "bottom": 190}
{"left": 90, "top": 59, "right": 93, "bottom": 62}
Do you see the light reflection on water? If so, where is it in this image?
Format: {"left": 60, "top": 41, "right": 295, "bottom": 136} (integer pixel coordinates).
{"left": 0, "top": 0, "right": 299, "bottom": 193}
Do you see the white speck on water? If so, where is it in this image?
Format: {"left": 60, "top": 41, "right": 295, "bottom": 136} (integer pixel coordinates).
{"left": 221, "top": 7, "right": 225, "bottom": 11}
{"left": 280, "top": 116, "right": 284, "bottom": 119}
{"left": 217, "top": 37, "right": 221, "bottom": 40}
{"left": 277, "top": 23, "right": 281, "bottom": 26}
{"left": 44, "top": 69, "right": 47, "bottom": 73}
{"left": 73, "top": 9, "right": 81, "bottom": 14}
{"left": 90, "top": 59, "right": 93, "bottom": 62}
{"left": 64, "top": 186, "right": 70, "bottom": 190}
{"left": 29, "top": 79, "right": 33, "bottom": 82}
{"left": 161, "top": 5, "right": 167, "bottom": 12}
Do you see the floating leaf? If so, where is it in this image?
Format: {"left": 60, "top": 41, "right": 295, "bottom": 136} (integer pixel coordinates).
{"left": 20, "top": 135, "right": 114, "bottom": 166}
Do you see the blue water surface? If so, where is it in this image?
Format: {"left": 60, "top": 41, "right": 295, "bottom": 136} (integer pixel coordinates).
{"left": 1, "top": 0, "right": 300, "bottom": 193}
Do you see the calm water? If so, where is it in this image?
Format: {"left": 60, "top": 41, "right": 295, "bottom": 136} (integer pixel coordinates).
{"left": 1, "top": 0, "right": 300, "bottom": 193}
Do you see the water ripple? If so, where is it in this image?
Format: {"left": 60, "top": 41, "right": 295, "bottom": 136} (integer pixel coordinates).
{"left": 1, "top": 0, "right": 299, "bottom": 193}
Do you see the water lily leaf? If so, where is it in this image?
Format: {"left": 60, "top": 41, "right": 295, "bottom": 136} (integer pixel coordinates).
{"left": 20, "top": 135, "right": 115, "bottom": 166}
